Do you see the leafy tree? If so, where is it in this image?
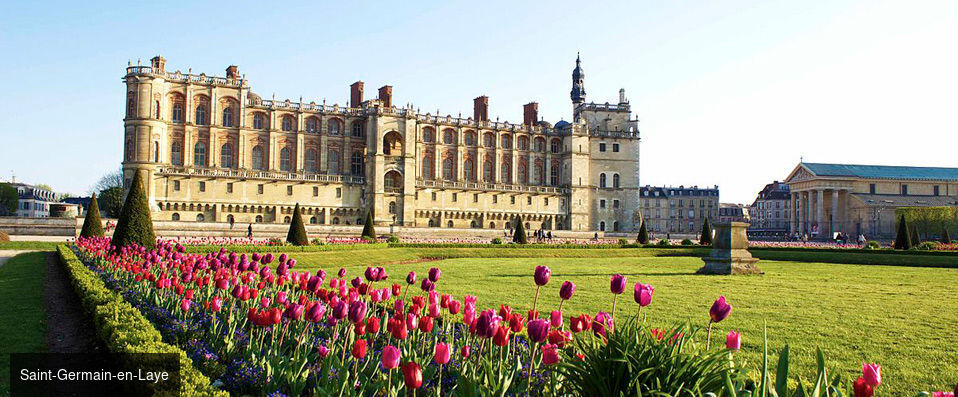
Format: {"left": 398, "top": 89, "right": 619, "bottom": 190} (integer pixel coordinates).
{"left": 893, "top": 214, "right": 912, "bottom": 250}
{"left": 98, "top": 187, "right": 124, "bottom": 218}
{"left": 637, "top": 220, "right": 649, "bottom": 244}
{"left": 111, "top": 170, "right": 155, "bottom": 249}
{"left": 286, "top": 203, "right": 309, "bottom": 246}
{"left": 513, "top": 217, "right": 528, "bottom": 244}
{"left": 0, "top": 183, "right": 18, "bottom": 216}
{"left": 79, "top": 192, "right": 104, "bottom": 238}
{"left": 699, "top": 218, "right": 713, "bottom": 245}
{"left": 941, "top": 226, "right": 952, "bottom": 244}
{"left": 360, "top": 211, "right": 376, "bottom": 241}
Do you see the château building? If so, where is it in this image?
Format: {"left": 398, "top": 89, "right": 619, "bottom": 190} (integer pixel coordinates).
{"left": 639, "top": 185, "right": 719, "bottom": 235}
{"left": 747, "top": 181, "right": 791, "bottom": 238}
{"left": 121, "top": 55, "right": 642, "bottom": 232}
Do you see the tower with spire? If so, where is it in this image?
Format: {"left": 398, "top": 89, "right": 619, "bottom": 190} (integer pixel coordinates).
{"left": 570, "top": 52, "right": 586, "bottom": 106}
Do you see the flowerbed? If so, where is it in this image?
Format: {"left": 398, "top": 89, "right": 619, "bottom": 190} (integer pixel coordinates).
{"left": 72, "top": 237, "right": 950, "bottom": 396}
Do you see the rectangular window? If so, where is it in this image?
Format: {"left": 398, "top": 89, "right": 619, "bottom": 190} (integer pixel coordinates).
{"left": 612, "top": 143, "right": 619, "bottom": 152}
{"left": 869, "top": 183, "right": 876, "bottom": 194}
{"left": 227, "top": 183, "right": 233, "bottom": 194}
{"left": 599, "top": 143, "right": 607, "bottom": 152}
{"left": 613, "top": 199, "right": 620, "bottom": 208}
{"left": 510, "top": 196, "right": 516, "bottom": 204}
{"left": 901, "top": 184, "right": 908, "bottom": 195}
{"left": 313, "top": 186, "right": 319, "bottom": 196}
{"left": 934, "top": 185, "right": 940, "bottom": 196}
{"left": 527, "top": 197, "right": 532, "bottom": 205}
{"left": 257, "top": 184, "right": 264, "bottom": 194}
{"left": 493, "top": 195, "right": 498, "bottom": 204}
{"left": 473, "top": 193, "right": 479, "bottom": 203}
{"left": 336, "top": 187, "right": 342, "bottom": 198}
{"left": 431, "top": 192, "right": 437, "bottom": 201}
{"left": 600, "top": 199, "right": 606, "bottom": 209}
{"left": 173, "top": 180, "right": 180, "bottom": 191}
{"left": 452, "top": 193, "right": 457, "bottom": 202}
{"left": 287, "top": 185, "right": 293, "bottom": 195}
{"left": 199, "top": 181, "right": 205, "bottom": 192}
{"left": 544, "top": 198, "right": 549, "bottom": 206}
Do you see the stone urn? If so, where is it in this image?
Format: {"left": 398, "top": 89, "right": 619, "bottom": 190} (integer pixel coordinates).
{"left": 697, "top": 221, "right": 762, "bottom": 275}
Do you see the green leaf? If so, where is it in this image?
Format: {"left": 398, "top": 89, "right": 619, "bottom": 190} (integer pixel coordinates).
{"left": 775, "top": 344, "right": 790, "bottom": 397}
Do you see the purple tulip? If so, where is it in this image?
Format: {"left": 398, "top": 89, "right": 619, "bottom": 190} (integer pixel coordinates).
{"left": 338, "top": 267, "right": 347, "bottom": 278}
{"left": 251, "top": 253, "right": 261, "bottom": 262}
{"left": 364, "top": 267, "right": 379, "bottom": 282}
{"left": 559, "top": 281, "right": 576, "bottom": 300}
{"left": 284, "top": 303, "right": 305, "bottom": 321}
{"left": 428, "top": 267, "right": 442, "bottom": 283}
{"left": 306, "top": 302, "right": 326, "bottom": 322}
{"left": 348, "top": 300, "right": 367, "bottom": 324}
{"left": 475, "top": 309, "right": 501, "bottom": 339}
{"left": 375, "top": 267, "right": 387, "bottom": 281}
{"left": 332, "top": 300, "right": 348, "bottom": 320}
{"left": 351, "top": 277, "right": 363, "bottom": 288}
{"left": 534, "top": 266, "right": 551, "bottom": 287}
{"left": 610, "top": 274, "right": 627, "bottom": 295}
{"left": 709, "top": 296, "right": 732, "bottom": 323}
{"left": 527, "top": 319, "right": 550, "bottom": 343}
{"left": 406, "top": 271, "right": 417, "bottom": 285}
{"left": 262, "top": 253, "right": 274, "bottom": 264}
{"left": 420, "top": 279, "right": 435, "bottom": 292}
{"left": 634, "top": 283, "right": 654, "bottom": 307}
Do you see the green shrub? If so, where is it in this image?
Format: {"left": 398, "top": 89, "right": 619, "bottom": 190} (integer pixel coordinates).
{"left": 618, "top": 238, "right": 629, "bottom": 245}
{"left": 914, "top": 241, "right": 940, "bottom": 251}
{"left": 911, "top": 224, "right": 921, "bottom": 246}
{"left": 894, "top": 214, "right": 912, "bottom": 250}
{"left": 491, "top": 237, "right": 503, "bottom": 245}
{"left": 361, "top": 211, "right": 376, "bottom": 240}
{"left": 79, "top": 192, "right": 105, "bottom": 238}
{"left": 0, "top": 231, "right": 8, "bottom": 243}
{"left": 864, "top": 240, "right": 882, "bottom": 250}
{"left": 111, "top": 170, "right": 156, "bottom": 249}
{"left": 386, "top": 235, "right": 400, "bottom": 243}
{"left": 681, "top": 238, "right": 694, "bottom": 245}
{"left": 700, "top": 218, "right": 713, "bottom": 245}
{"left": 267, "top": 237, "right": 284, "bottom": 245}
{"left": 941, "top": 227, "right": 951, "bottom": 244}
{"left": 512, "top": 217, "right": 528, "bottom": 244}
{"left": 657, "top": 239, "right": 671, "bottom": 246}
{"left": 285, "top": 203, "right": 309, "bottom": 246}
{"left": 637, "top": 220, "right": 649, "bottom": 244}
{"left": 310, "top": 238, "right": 326, "bottom": 245}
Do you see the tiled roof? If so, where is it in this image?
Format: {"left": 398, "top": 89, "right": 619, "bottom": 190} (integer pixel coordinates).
{"left": 803, "top": 163, "right": 958, "bottom": 181}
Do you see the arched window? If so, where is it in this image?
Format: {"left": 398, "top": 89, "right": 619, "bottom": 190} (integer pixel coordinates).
{"left": 222, "top": 107, "right": 234, "bottom": 127}
{"left": 518, "top": 163, "right": 528, "bottom": 184}
{"left": 534, "top": 138, "right": 545, "bottom": 152}
{"left": 534, "top": 164, "right": 543, "bottom": 185}
{"left": 154, "top": 100, "right": 161, "bottom": 119}
{"left": 489, "top": 222, "right": 496, "bottom": 229}
{"left": 305, "top": 149, "right": 317, "bottom": 173}
{"left": 484, "top": 160, "right": 494, "bottom": 182}
{"left": 127, "top": 96, "right": 135, "bottom": 117}
{"left": 484, "top": 133, "right": 495, "bottom": 148}
{"left": 517, "top": 136, "right": 529, "bottom": 151}
{"left": 327, "top": 150, "right": 341, "bottom": 174}
{"left": 327, "top": 119, "right": 341, "bottom": 135}
{"left": 551, "top": 139, "right": 561, "bottom": 153}
{"left": 501, "top": 135, "right": 512, "bottom": 149}
{"left": 422, "top": 157, "right": 434, "bottom": 179}
{"left": 442, "top": 158, "right": 454, "bottom": 181}
{"left": 550, "top": 166, "right": 559, "bottom": 186}
{"left": 464, "top": 132, "right": 476, "bottom": 146}
{"left": 125, "top": 139, "right": 134, "bottom": 161}
{"left": 613, "top": 221, "right": 620, "bottom": 231}
{"left": 171, "top": 142, "right": 183, "bottom": 165}
{"left": 171, "top": 213, "right": 180, "bottom": 221}
{"left": 383, "top": 132, "right": 402, "bottom": 155}
{"left": 388, "top": 201, "right": 396, "bottom": 214}
{"left": 153, "top": 142, "right": 160, "bottom": 163}
{"left": 422, "top": 128, "right": 434, "bottom": 143}
{"left": 227, "top": 214, "right": 234, "bottom": 224}
{"left": 194, "top": 142, "right": 207, "bottom": 166}
{"left": 332, "top": 217, "right": 340, "bottom": 225}
{"left": 351, "top": 151, "right": 364, "bottom": 175}
{"left": 255, "top": 215, "right": 264, "bottom": 223}
{"left": 253, "top": 113, "right": 265, "bottom": 129}
{"left": 284, "top": 216, "right": 291, "bottom": 223}
{"left": 282, "top": 116, "right": 294, "bottom": 132}
{"left": 600, "top": 173, "right": 607, "bottom": 188}
{"left": 195, "top": 105, "right": 207, "bottom": 125}
{"left": 447, "top": 220, "right": 454, "bottom": 228}
{"left": 196, "top": 214, "right": 205, "bottom": 222}
{"left": 172, "top": 103, "right": 183, "bottom": 123}
{"left": 310, "top": 216, "right": 317, "bottom": 224}
{"left": 221, "top": 143, "right": 233, "bottom": 168}
{"left": 251, "top": 145, "right": 264, "bottom": 170}
{"left": 280, "top": 147, "right": 291, "bottom": 171}
{"left": 613, "top": 173, "right": 620, "bottom": 188}
{"left": 306, "top": 117, "right": 318, "bottom": 133}
{"left": 500, "top": 161, "right": 511, "bottom": 183}
{"left": 428, "top": 219, "right": 436, "bottom": 227}
{"left": 471, "top": 220, "right": 478, "bottom": 228}
{"left": 463, "top": 159, "right": 475, "bottom": 181}
{"left": 352, "top": 122, "right": 363, "bottom": 137}
{"left": 443, "top": 130, "right": 455, "bottom": 145}
{"left": 599, "top": 221, "right": 606, "bottom": 231}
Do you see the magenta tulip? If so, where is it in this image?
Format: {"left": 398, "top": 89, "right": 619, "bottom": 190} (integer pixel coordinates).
{"left": 610, "top": 274, "right": 627, "bottom": 294}
{"left": 534, "top": 266, "right": 551, "bottom": 286}
{"left": 381, "top": 345, "right": 401, "bottom": 369}
{"left": 862, "top": 363, "right": 881, "bottom": 387}
{"left": 406, "top": 271, "right": 416, "bottom": 285}
{"left": 541, "top": 344, "right": 559, "bottom": 365}
{"left": 550, "top": 310, "right": 563, "bottom": 328}
{"left": 559, "top": 281, "right": 576, "bottom": 300}
{"left": 634, "top": 283, "right": 654, "bottom": 307}
{"left": 428, "top": 267, "right": 442, "bottom": 283}
{"left": 726, "top": 330, "right": 741, "bottom": 350}
{"left": 709, "top": 296, "right": 732, "bottom": 323}
{"left": 348, "top": 300, "right": 367, "bottom": 323}
{"left": 527, "top": 318, "right": 550, "bottom": 343}
{"left": 434, "top": 342, "right": 451, "bottom": 365}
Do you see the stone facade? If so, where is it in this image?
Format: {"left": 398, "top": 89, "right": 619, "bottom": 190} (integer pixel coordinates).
{"left": 639, "top": 185, "right": 719, "bottom": 235}
{"left": 121, "top": 55, "right": 642, "bottom": 231}
{"left": 747, "top": 181, "right": 791, "bottom": 237}
{"left": 784, "top": 162, "right": 958, "bottom": 239}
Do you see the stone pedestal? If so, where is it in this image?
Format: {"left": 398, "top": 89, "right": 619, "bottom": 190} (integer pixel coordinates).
{"left": 697, "top": 221, "right": 762, "bottom": 275}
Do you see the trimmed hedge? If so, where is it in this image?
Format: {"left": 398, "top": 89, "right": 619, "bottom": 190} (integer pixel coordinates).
{"left": 388, "top": 242, "right": 699, "bottom": 250}
{"left": 57, "top": 245, "right": 226, "bottom": 397}
{"left": 184, "top": 242, "right": 388, "bottom": 254}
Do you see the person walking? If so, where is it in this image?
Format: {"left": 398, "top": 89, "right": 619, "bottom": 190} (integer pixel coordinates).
{"left": 247, "top": 223, "right": 253, "bottom": 238}
{"left": 229, "top": 217, "right": 235, "bottom": 229}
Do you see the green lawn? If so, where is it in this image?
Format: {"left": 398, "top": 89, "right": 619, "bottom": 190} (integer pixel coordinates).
{"left": 0, "top": 241, "right": 63, "bottom": 251}
{"left": 0, "top": 252, "right": 50, "bottom": 395}
{"left": 290, "top": 247, "right": 958, "bottom": 394}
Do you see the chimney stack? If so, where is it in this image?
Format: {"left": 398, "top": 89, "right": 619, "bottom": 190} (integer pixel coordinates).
{"left": 225, "top": 65, "right": 238, "bottom": 79}
{"left": 378, "top": 85, "right": 393, "bottom": 108}
{"left": 523, "top": 102, "right": 539, "bottom": 126}
{"left": 473, "top": 96, "right": 489, "bottom": 121}
{"left": 151, "top": 56, "right": 166, "bottom": 73}
{"left": 350, "top": 81, "right": 364, "bottom": 108}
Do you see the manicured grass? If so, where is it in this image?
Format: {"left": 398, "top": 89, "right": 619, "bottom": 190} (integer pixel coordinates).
{"left": 0, "top": 241, "right": 63, "bottom": 251}
{"left": 0, "top": 252, "right": 49, "bottom": 395}
{"left": 751, "top": 249, "right": 958, "bottom": 267}
{"left": 290, "top": 247, "right": 958, "bottom": 394}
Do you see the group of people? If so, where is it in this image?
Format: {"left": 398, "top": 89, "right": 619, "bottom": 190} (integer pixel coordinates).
{"left": 503, "top": 228, "right": 554, "bottom": 241}
{"left": 791, "top": 231, "right": 867, "bottom": 246}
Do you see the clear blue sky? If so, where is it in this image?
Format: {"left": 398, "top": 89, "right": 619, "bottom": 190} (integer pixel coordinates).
{"left": 1, "top": 0, "right": 956, "bottom": 203}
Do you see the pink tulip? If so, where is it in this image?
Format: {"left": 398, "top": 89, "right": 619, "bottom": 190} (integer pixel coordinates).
{"left": 725, "top": 331, "right": 741, "bottom": 350}
{"left": 550, "top": 310, "right": 563, "bottom": 328}
{"left": 317, "top": 345, "right": 330, "bottom": 358}
{"left": 534, "top": 266, "right": 551, "bottom": 286}
{"left": 633, "top": 283, "right": 654, "bottom": 307}
{"left": 381, "top": 345, "right": 401, "bottom": 369}
{"left": 862, "top": 363, "right": 881, "bottom": 387}
{"left": 210, "top": 296, "right": 223, "bottom": 312}
{"left": 260, "top": 297, "right": 271, "bottom": 308}
{"left": 541, "top": 343, "right": 559, "bottom": 365}
{"left": 434, "top": 342, "right": 451, "bottom": 365}
{"left": 180, "top": 298, "right": 191, "bottom": 312}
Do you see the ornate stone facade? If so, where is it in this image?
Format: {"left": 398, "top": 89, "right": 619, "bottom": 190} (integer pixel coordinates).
{"left": 121, "top": 55, "right": 642, "bottom": 231}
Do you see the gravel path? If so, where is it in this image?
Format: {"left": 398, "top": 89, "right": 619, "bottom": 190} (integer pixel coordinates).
{"left": 43, "top": 251, "right": 105, "bottom": 353}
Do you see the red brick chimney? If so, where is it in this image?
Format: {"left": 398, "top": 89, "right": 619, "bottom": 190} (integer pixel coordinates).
{"left": 523, "top": 102, "right": 538, "bottom": 126}
{"left": 350, "top": 81, "right": 364, "bottom": 108}
{"left": 378, "top": 85, "right": 393, "bottom": 108}
{"left": 473, "top": 96, "right": 489, "bottom": 121}
{"left": 225, "top": 65, "right": 238, "bottom": 79}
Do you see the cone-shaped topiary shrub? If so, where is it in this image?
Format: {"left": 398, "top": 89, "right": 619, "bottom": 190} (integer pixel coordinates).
{"left": 637, "top": 220, "right": 649, "bottom": 244}
{"left": 911, "top": 223, "right": 921, "bottom": 245}
{"left": 286, "top": 203, "right": 309, "bottom": 246}
{"left": 79, "top": 192, "right": 104, "bottom": 238}
{"left": 699, "top": 218, "right": 713, "bottom": 246}
{"left": 361, "top": 211, "right": 376, "bottom": 241}
{"left": 111, "top": 170, "right": 156, "bottom": 249}
{"left": 941, "top": 226, "right": 952, "bottom": 244}
{"left": 513, "top": 217, "right": 528, "bottom": 244}
{"left": 893, "top": 214, "right": 911, "bottom": 250}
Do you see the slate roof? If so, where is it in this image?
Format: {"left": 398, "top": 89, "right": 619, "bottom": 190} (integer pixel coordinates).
{"left": 803, "top": 163, "right": 958, "bottom": 181}
{"left": 851, "top": 193, "right": 958, "bottom": 207}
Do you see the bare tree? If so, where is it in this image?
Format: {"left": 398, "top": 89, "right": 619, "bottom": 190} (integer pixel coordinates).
{"left": 91, "top": 169, "right": 125, "bottom": 217}
{"left": 91, "top": 169, "right": 123, "bottom": 194}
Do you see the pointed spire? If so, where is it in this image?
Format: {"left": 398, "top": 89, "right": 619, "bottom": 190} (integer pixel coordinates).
{"left": 571, "top": 53, "right": 586, "bottom": 104}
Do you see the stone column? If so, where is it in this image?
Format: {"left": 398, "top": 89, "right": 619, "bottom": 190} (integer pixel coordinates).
{"left": 789, "top": 192, "right": 798, "bottom": 234}
{"left": 816, "top": 189, "right": 824, "bottom": 238}
{"left": 831, "top": 189, "right": 839, "bottom": 236}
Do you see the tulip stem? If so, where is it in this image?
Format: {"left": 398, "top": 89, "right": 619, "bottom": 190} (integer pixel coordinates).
{"left": 532, "top": 286, "right": 541, "bottom": 314}
{"left": 706, "top": 321, "right": 713, "bottom": 350}
{"left": 387, "top": 369, "right": 392, "bottom": 397}
{"left": 611, "top": 295, "right": 618, "bottom": 330}
{"left": 437, "top": 363, "right": 443, "bottom": 396}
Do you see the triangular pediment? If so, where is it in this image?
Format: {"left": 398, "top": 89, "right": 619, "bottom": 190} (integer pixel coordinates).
{"left": 784, "top": 164, "right": 816, "bottom": 183}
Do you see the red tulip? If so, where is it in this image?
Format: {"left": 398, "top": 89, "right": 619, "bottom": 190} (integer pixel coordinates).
{"left": 493, "top": 327, "right": 511, "bottom": 347}
{"left": 401, "top": 362, "right": 423, "bottom": 389}
{"left": 550, "top": 310, "right": 563, "bottom": 328}
{"left": 862, "top": 363, "right": 881, "bottom": 387}
{"left": 434, "top": 342, "right": 451, "bottom": 365}
{"left": 365, "top": 317, "right": 381, "bottom": 334}
{"left": 460, "top": 344, "right": 471, "bottom": 358}
{"left": 351, "top": 339, "right": 367, "bottom": 359}
{"left": 853, "top": 377, "right": 874, "bottom": 397}
{"left": 381, "top": 345, "right": 400, "bottom": 369}
{"left": 541, "top": 343, "right": 559, "bottom": 365}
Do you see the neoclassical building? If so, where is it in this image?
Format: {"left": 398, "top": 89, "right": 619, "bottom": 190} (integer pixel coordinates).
{"left": 121, "top": 55, "right": 642, "bottom": 231}
{"left": 785, "top": 162, "right": 958, "bottom": 239}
